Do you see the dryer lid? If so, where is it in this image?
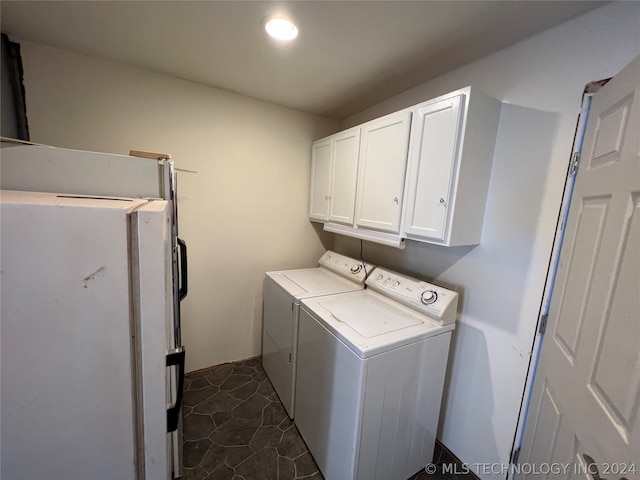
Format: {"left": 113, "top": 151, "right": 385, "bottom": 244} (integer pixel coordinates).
{"left": 268, "top": 268, "right": 363, "bottom": 298}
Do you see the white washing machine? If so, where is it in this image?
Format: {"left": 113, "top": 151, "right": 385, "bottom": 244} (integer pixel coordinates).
{"left": 262, "top": 251, "right": 375, "bottom": 418}
{"left": 295, "top": 267, "right": 458, "bottom": 480}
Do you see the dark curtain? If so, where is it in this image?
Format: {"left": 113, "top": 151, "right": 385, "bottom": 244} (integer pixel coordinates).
{"left": 1, "top": 33, "right": 29, "bottom": 141}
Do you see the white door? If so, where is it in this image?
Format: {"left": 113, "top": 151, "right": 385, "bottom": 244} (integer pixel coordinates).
{"left": 355, "top": 110, "right": 411, "bottom": 233}
{"left": 403, "top": 95, "right": 463, "bottom": 241}
{"left": 329, "top": 127, "right": 360, "bottom": 225}
{"left": 518, "top": 56, "right": 640, "bottom": 479}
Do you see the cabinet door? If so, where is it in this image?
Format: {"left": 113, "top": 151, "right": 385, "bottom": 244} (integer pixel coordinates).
{"left": 329, "top": 128, "right": 360, "bottom": 225}
{"left": 403, "top": 95, "right": 463, "bottom": 241}
{"left": 355, "top": 111, "right": 411, "bottom": 233}
{"left": 309, "top": 137, "right": 332, "bottom": 221}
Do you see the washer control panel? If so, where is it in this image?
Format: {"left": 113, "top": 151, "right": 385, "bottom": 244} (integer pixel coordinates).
{"left": 367, "top": 267, "right": 458, "bottom": 325}
{"left": 319, "top": 251, "right": 375, "bottom": 285}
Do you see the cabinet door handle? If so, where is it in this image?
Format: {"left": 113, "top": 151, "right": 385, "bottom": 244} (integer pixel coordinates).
{"left": 393, "top": 197, "right": 399, "bottom": 204}
{"left": 439, "top": 197, "right": 447, "bottom": 207}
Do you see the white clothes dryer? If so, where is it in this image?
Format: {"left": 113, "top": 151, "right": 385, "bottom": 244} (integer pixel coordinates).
{"left": 295, "top": 267, "right": 458, "bottom": 480}
{"left": 262, "top": 251, "right": 374, "bottom": 418}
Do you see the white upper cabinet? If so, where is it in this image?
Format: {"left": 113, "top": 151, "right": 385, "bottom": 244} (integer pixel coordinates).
{"left": 309, "top": 87, "right": 501, "bottom": 248}
{"left": 308, "top": 137, "right": 332, "bottom": 221}
{"left": 355, "top": 110, "right": 412, "bottom": 233}
{"left": 402, "top": 87, "right": 501, "bottom": 246}
{"left": 309, "top": 127, "right": 361, "bottom": 224}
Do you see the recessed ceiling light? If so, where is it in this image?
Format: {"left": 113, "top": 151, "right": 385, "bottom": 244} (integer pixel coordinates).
{"left": 263, "top": 16, "right": 298, "bottom": 41}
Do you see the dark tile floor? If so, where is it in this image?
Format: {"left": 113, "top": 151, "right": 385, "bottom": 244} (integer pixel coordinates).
{"left": 181, "top": 357, "right": 475, "bottom": 480}
{"left": 181, "top": 357, "right": 322, "bottom": 480}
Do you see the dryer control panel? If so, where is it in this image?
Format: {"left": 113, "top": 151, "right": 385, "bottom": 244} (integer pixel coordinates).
{"left": 318, "top": 251, "right": 375, "bottom": 285}
{"left": 366, "top": 267, "right": 459, "bottom": 325}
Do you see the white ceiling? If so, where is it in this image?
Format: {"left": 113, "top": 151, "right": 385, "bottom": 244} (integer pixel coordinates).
{"left": 1, "top": 1, "right": 607, "bottom": 119}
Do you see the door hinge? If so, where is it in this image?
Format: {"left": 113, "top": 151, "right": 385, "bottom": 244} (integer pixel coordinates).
{"left": 510, "top": 447, "right": 521, "bottom": 466}
{"left": 538, "top": 313, "right": 548, "bottom": 335}
{"left": 570, "top": 151, "right": 581, "bottom": 176}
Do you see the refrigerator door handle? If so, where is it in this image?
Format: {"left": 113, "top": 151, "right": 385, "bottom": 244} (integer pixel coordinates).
{"left": 166, "top": 346, "right": 186, "bottom": 433}
{"left": 178, "top": 237, "right": 188, "bottom": 301}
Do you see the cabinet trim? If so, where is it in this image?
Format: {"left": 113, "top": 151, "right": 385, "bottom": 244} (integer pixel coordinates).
{"left": 323, "top": 222, "right": 405, "bottom": 249}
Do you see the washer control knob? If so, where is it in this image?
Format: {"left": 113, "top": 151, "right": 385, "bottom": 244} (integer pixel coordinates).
{"left": 350, "top": 264, "right": 362, "bottom": 274}
{"left": 392, "top": 281, "right": 400, "bottom": 287}
{"left": 420, "top": 290, "right": 438, "bottom": 305}
{"left": 376, "top": 274, "right": 384, "bottom": 280}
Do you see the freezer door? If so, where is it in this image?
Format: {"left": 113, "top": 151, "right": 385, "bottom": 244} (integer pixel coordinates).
{"left": 130, "top": 199, "right": 184, "bottom": 480}
{"left": 160, "top": 157, "right": 186, "bottom": 477}
{"left": 160, "top": 159, "right": 184, "bottom": 342}
{"left": 0, "top": 142, "right": 162, "bottom": 198}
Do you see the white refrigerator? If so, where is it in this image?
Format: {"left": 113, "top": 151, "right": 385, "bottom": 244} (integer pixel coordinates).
{"left": 0, "top": 140, "right": 187, "bottom": 479}
{"left": 1, "top": 190, "right": 182, "bottom": 479}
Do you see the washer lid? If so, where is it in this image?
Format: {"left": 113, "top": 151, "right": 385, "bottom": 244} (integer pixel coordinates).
{"left": 302, "top": 290, "right": 454, "bottom": 359}
{"left": 319, "top": 295, "right": 422, "bottom": 337}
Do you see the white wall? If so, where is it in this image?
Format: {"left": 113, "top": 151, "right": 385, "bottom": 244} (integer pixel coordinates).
{"left": 18, "top": 42, "right": 339, "bottom": 372}
{"left": 336, "top": 2, "right": 640, "bottom": 477}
